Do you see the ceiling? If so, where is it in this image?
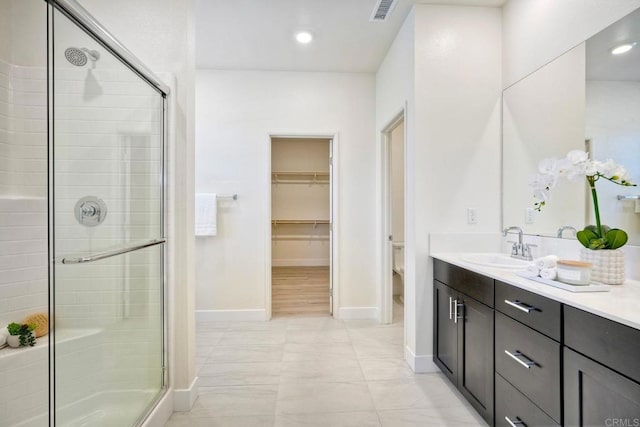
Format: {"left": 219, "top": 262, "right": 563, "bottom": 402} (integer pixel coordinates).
{"left": 586, "top": 7, "right": 640, "bottom": 81}
{"left": 195, "top": 0, "right": 506, "bottom": 73}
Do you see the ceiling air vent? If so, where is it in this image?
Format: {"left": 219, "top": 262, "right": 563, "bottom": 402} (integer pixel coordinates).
{"left": 370, "top": 0, "right": 398, "bottom": 22}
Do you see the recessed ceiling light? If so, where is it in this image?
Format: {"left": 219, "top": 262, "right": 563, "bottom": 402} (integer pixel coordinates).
{"left": 611, "top": 42, "right": 637, "bottom": 55}
{"left": 295, "top": 31, "right": 313, "bottom": 44}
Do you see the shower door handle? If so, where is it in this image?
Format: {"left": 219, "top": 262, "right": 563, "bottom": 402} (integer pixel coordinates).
{"left": 61, "top": 238, "right": 166, "bottom": 264}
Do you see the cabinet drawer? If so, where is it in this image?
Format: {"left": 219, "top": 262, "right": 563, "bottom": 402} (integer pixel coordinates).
{"left": 433, "top": 260, "right": 494, "bottom": 307}
{"left": 564, "top": 305, "right": 640, "bottom": 383}
{"left": 495, "top": 312, "right": 561, "bottom": 422}
{"left": 495, "top": 373, "right": 559, "bottom": 427}
{"left": 495, "top": 280, "right": 561, "bottom": 341}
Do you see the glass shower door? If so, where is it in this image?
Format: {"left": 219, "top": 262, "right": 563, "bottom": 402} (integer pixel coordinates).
{"left": 51, "top": 5, "right": 166, "bottom": 426}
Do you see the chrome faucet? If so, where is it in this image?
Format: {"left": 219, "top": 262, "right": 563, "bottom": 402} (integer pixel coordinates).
{"left": 503, "top": 226, "right": 535, "bottom": 260}
{"left": 557, "top": 225, "right": 577, "bottom": 238}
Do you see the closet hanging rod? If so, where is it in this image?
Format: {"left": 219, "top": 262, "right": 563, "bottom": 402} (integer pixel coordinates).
{"left": 272, "top": 235, "right": 330, "bottom": 240}
{"left": 217, "top": 194, "right": 238, "bottom": 200}
{"left": 271, "top": 171, "right": 329, "bottom": 176}
{"left": 271, "top": 219, "right": 330, "bottom": 225}
{"left": 272, "top": 179, "right": 330, "bottom": 184}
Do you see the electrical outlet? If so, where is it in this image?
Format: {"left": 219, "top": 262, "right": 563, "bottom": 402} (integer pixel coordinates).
{"left": 525, "top": 207, "right": 535, "bottom": 224}
{"left": 467, "top": 208, "right": 478, "bottom": 224}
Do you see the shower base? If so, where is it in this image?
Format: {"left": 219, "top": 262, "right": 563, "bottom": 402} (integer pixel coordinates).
{"left": 16, "top": 389, "right": 160, "bottom": 427}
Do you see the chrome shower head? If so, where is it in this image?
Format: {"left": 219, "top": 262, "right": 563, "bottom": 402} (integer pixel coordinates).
{"left": 64, "top": 47, "right": 100, "bottom": 66}
{"left": 65, "top": 47, "right": 87, "bottom": 66}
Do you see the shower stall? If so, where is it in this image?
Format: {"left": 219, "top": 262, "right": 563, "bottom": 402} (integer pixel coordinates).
{"left": 0, "top": 0, "right": 169, "bottom": 425}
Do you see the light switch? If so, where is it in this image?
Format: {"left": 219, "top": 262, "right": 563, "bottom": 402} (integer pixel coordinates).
{"left": 525, "top": 207, "right": 535, "bottom": 224}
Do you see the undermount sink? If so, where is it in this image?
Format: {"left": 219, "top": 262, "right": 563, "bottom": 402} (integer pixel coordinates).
{"left": 460, "top": 253, "right": 530, "bottom": 269}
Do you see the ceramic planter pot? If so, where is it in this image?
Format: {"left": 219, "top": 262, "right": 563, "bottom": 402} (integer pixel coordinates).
{"left": 6, "top": 331, "right": 36, "bottom": 348}
{"left": 579, "top": 248, "right": 625, "bottom": 285}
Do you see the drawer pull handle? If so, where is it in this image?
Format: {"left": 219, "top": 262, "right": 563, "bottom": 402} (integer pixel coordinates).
{"left": 504, "top": 299, "right": 536, "bottom": 313}
{"left": 454, "top": 299, "right": 463, "bottom": 324}
{"left": 504, "top": 350, "right": 536, "bottom": 369}
{"left": 505, "top": 416, "right": 526, "bottom": 427}
{"left": 449, "top": 296, "right": 453, "bottom": 320}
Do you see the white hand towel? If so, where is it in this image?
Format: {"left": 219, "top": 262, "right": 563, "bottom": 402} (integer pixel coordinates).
{"left": 540, "top": 267, "right": 557, "bottom": 280}
{"left": 535, "top": 255, "right": 559, "bottom": 270}
{"left": 526, "top": 264, "right": 541, "bottom": 276}
{"left": 195, "top": 193, "right": 217, "bottom": 236}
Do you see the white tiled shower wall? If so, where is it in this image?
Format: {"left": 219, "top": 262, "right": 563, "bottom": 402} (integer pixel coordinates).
{"left": 0, "top": 59, "right": 48, "bottom": 327}
{"left": 1, "top": 58, "right": 164, "bottom": 425}
{"left": 0, "top": 59, "right": 49, "bottom": 427}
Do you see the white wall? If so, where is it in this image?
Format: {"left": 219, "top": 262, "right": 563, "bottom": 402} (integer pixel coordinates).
{"left": 375, "top": 7, "right": 415, "bottom": 357}
{"left": 413, "top": 4, "right": 502, "bottom": 367}
{"left": 502, "top": 0, "right": 640, "bottom": 88}
{"left": 195, "top": 70, "right": 376, "bottom": 318}
{"left": 376, "top": 5, "right": 502, "bottom": 371}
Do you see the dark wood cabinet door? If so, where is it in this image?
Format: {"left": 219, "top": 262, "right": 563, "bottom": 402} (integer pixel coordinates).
{"left": 458, "top": 295, "right": 494, "bottom": 426}
{"left": 433, "top": 280, "right": 458, "bottom": 384}
{"left": 565, "top": 347, "right": 640, "bottom": 427}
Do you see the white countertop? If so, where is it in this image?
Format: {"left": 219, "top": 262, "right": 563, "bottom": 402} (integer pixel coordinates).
{"left": 431, "top": 252, "right": 640, "bottom": 331}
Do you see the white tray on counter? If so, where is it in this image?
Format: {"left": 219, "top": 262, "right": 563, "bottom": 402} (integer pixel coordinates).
{"left": 516, "top": 272, "right": 610, "bottom": 292}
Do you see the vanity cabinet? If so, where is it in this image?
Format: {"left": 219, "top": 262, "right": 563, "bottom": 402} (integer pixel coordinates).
{"left": 433, "top": 259, "right": 640, "bottom": 427}
{"left": 433, "top": 260, "right": 494, "bottom": 425}
{"left": 563, "top": 306, "right": 640, "bottom": 426}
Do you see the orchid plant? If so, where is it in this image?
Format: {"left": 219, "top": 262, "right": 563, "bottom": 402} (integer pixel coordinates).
{"left": 530, "top": 150, "right": 636, "bottom": 250}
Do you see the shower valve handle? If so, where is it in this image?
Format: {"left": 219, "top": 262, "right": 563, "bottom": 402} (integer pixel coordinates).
{"left": 75, "top": 196, "right": 107, "bottom": 227}
{"left": 81, "top": 203, "right": 98, "bottom": 216}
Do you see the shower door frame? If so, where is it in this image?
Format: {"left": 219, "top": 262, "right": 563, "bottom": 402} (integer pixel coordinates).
{"left": 46, "top": 0, "right": 170, "bottom": 425}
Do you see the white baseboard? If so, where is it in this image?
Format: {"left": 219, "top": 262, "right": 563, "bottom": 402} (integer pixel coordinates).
{"left": 196, "top": 309, "right": 267, "bottom": 322}
{"left": 173, "top": 376, "right": 199, "bottom": 412}
{"left": 272, "top": 258, "right": 330, "bottom": 267}
{"left": 141, "top": 387, "right": 174, "bottom": 427}
{"left": 405, "top": 345, "right": 439, "bottom": 373}
{"left": 338, "top": 306, "right": 378, "bottom": 320}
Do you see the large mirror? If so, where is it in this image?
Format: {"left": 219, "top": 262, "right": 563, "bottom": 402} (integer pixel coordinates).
{"left": 503, "top": 7, "right": 640, "bottom": 245}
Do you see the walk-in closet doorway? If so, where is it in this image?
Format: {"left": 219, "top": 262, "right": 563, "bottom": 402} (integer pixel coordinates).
{"left": 267, "top": 135, "right": 338, "bottom": 318}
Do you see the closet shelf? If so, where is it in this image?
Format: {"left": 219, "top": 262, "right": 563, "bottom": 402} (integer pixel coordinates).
{"left": 272, "top": 171, "right": 329, "bottom": 184}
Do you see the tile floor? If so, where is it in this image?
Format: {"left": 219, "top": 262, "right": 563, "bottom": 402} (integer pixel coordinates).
{"left": 165, "top": 302, "right": 486, "bottom": 426}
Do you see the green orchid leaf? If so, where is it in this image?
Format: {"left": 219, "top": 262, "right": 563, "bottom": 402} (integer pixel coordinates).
{"left": 584, "top": 224, "right": 610, "bottom": 238}
{"left": 584, "top": 225, "right": 601, "bottom": 237}
{"left": 577, "top": 229, "right": 598, "bottom": 248}
{"left": 605, "top": 229, "right": 628, "bottom": 250}
{"left": 588, "top": 238, "right": 607, "bottom": 249}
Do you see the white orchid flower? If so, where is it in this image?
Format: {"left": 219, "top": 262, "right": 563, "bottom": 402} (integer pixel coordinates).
{"left": 566, "top": 150, "right": 589, "bottom": 164}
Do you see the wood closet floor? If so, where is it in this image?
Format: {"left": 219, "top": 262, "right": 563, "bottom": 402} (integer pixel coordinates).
{"left": 272, "top": 266, "right": 330, "bottom": 317}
